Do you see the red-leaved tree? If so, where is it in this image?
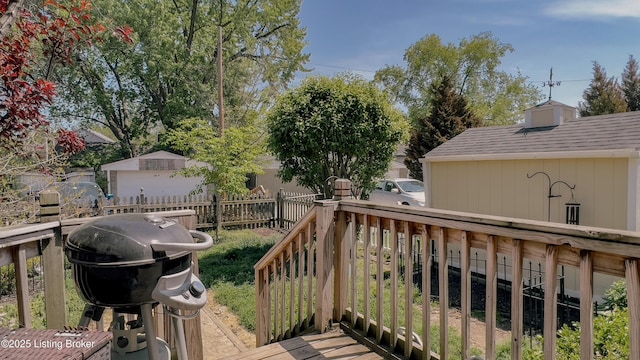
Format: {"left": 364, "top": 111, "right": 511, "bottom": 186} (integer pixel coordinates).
{"left": 0, "top": 0, "right": 132, "bottom": 153}
{"left": 0, "top": 0, "right": 132, "bottom": 224}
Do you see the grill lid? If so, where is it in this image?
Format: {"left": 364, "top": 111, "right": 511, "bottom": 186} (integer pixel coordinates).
{"left": 66, "top": 213, "right": 197, "bottom": 266}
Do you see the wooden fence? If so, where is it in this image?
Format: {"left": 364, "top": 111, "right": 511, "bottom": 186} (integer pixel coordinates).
{"left": 103, "top": 190, "right": 320, "bottom": 230}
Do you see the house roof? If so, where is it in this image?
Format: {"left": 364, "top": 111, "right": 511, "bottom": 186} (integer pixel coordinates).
{"left": 425, "top": 110, "right": 640, "bottom": 160}
{"left": 79, "top": 129, "right": 116, "bottom": 145}
{"left": 101, "top": 151, "right": 206, "bottom": 171}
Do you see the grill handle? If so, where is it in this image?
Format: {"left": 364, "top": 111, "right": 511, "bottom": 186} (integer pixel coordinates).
{"left": 149, "top": 230, "right": 214, "bottom": 252}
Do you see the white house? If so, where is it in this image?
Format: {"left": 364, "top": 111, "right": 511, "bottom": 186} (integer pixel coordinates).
{"left": 101, "top": 151, "right": 207, "bottom": 199}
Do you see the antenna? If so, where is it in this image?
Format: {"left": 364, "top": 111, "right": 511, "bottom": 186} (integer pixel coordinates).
{"left": 542, "top": 67, "right": 561, "bottom": 101}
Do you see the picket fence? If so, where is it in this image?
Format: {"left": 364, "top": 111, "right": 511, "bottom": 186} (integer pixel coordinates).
{"left": 102, "top": 191, "right": 321, "bottom": 230}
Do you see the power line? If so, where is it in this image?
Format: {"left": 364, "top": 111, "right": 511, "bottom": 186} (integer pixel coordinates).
{"left": 307, "top": 62, "right": 591, "bottom": 84}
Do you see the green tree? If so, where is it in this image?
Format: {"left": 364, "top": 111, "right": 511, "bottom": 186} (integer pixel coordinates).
{"left": 622, "top": 55, "right": 640, "bottom": 111}
{"left": 49, "top": 0, "right": 309, "bottom": 158}
{"left": 163, "top": 118, "right": 264, "bottom": 196}
{"left": 267, "top": 74, "right": 407, "bottom": 197}
{"left": 374, "top": 32, "right": 542, "bottom": 127}
{"left": 579, "top": 62, "right": 628, "bottom": 116}
{"left": 405, "top": 76, "right": 482, "bottom": 179}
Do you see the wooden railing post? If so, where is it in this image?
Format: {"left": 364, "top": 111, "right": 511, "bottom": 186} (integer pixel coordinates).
{"left": 438, "top": 228, "right": 449, "bottom": 360}
{"left": 461, "top": 231, "right": 471, "bottom": 360}
{"left": 485, "top": 235, "right": 497, "bottom": 360}
{"left": 626, "top": 259, "right": 640, "bottom": 360}
{"left": 256, "top": 266, "right": 270, "bottom": 346}
{"left": 315, "top": 200, "right": 337, "bottom": 333}
{"left": 12, "top": 244, "right": 31, "bottom": 328}
{"left": 331, "top": 179, "right": 352, "bottom": 325}
{"left": 334, "top": 208, "right": 348, "bottom": 322}
{"left": 580, "top": 250, "right": 594, "bottom": 360}
{"left": 39, "top": 191, "right": 66, "bottom": 329}
{"left": 511, "top": 239, "right": 524, "bottom": 360}
{"left": 544, "top": 245, "right": 559, "bottom": 360}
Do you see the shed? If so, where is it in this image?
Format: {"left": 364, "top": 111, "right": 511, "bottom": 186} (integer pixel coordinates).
{"left": 101, "top": 151, "right": 207, "bottom": 199}
{"left": 421, "top": 100, "right": 640, "bottom": 231}
{"left": 420, "top": 101, "right": 640, "bottom": 298}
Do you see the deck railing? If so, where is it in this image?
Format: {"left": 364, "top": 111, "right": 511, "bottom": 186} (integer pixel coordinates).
{"left": 255, "top": 179, "right": 640, "bottom": 360}
{"left": 0, "top": 193, "right": 204, "bottom": 359}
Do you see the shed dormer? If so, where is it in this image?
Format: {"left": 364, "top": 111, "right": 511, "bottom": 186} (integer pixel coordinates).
{"left": 524, "top": 100, "right": 576, "bottom": 129}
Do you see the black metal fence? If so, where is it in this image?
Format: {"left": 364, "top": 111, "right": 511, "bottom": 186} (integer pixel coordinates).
{"left": 391, "top": 235, "right": 601, "bottom": 336}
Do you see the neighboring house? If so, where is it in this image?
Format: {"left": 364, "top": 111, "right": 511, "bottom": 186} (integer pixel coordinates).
{"left": 16, "top": 129, "right": 114, "bottom": 193}
{"left": 78, "top": 129, "right": 116, "bottom": 146}
{"left": 253, "top": 156, "right": 316, "bottom": 195}
{"left": 420, "top": 100, "right": 640, "bottom": 298}
{"left": 254, "top": 150, "right": 410, "bottom": 196}
{"left": 101, "top": 151, "right": 208, "bottom": 200}
{"left": 387, "top": 144, "right": 410, "bottom": 179}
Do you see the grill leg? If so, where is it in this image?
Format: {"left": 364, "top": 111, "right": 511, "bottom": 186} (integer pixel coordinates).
{"left": 141, "top": 303, "right": 161, "bottom": 360}
{"left": 78, "top": 304, "right": 104, "bottom": 328}
{"left": 170, "top": 308, "right": 189, "bottom": 360}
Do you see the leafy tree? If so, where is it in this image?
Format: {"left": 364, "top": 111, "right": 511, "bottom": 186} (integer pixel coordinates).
{"left": 622, "top": 55, "right": 640, "bottom": 111}
{"left": 405, "top": 76, "right": 482, "bottom": 179}
{"left": 579, "top": 62, "right": 628, "bottom": 116}
{"left": 0, "top": 0, "right": 116, "bottom": 151}
{"left": 374, "top": 32, "right": 542, "bottom": 127}
{"left": 49, "top": 0, "right": 309, "bottom": 158}
{"left": 0, "top": 0, "right": 129, "bottom": 224}
{"left": 267, "top": 74, "right": 407, "bottom": 197}
{"left": 163, "top": 118, "right": 264, "bottom": 196}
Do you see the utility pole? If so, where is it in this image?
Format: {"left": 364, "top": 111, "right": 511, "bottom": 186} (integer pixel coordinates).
{"left": 217, "top": 25, "right": 225, "bottom": 136}
{"left": 215, "top": 25, "right": 225, "bottom": 240}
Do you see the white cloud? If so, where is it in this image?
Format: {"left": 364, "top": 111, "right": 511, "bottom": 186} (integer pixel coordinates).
{"left": 544, "top": 0, "right": 640, "bottom": 19}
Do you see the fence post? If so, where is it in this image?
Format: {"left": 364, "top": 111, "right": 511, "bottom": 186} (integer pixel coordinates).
{"left": 277, "top": 188, "right": 284, "bottom": 228}
{"left": 39, "top": 191, "right": 67, "bottom": 328}
{"left": 333, "top": 179, "right": 352, "bottom": 201}
{"left": 314, "top": 199, "right": 337, "bottom": 333}
{"left": 332, "top": 179, "right": 351, "bottom": 321}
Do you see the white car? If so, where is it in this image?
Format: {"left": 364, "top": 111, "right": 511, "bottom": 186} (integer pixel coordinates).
{"left": 369, "top": 178, "right": 425, "bottom": 206}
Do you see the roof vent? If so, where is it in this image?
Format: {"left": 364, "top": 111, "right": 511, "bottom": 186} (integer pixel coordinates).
{"left": 524, "top": 100, "right": 576, "bottom": 129}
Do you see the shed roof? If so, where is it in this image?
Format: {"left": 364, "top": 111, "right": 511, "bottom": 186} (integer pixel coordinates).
{"left": 425, "top": 110, "right": 640, "bottom": 159}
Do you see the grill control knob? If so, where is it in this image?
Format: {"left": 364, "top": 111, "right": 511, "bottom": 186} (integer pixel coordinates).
{"left": 189, "top": 281, "right": 205, "bottom": 298}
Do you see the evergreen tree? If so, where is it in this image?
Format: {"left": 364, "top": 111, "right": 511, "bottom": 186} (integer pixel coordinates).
{"left": 622, "top": 55, "right": 640, "bottom": 111}
{"left": 579, "top": 62, "right": 627, "bottom": 116}
{"left": 405, "top": 76, "right": 482, "bottom": 179}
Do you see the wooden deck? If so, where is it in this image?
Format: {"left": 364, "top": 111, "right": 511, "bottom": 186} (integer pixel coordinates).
{"left": 220, "top": 329, "right": 382, "bottom": 360}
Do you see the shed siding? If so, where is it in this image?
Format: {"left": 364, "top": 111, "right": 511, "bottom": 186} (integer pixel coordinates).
{"left": 114, "top": 171, "right": 204, "bottom": 199}
{"left": 431, "top": 158, "right": 629, "bottom": 230}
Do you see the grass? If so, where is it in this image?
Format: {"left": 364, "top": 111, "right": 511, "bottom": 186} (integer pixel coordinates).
{"left": 197, "top": 229, "right": 282, "bottom": 331}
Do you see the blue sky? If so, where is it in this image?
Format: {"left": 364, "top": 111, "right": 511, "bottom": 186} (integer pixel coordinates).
{"left": 298, "top": 0, "right": 640, "bottom": 108}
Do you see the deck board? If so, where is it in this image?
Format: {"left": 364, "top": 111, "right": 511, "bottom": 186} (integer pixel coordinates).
{"left": 220, "top": 330, "right": 382, "bottom": 360}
